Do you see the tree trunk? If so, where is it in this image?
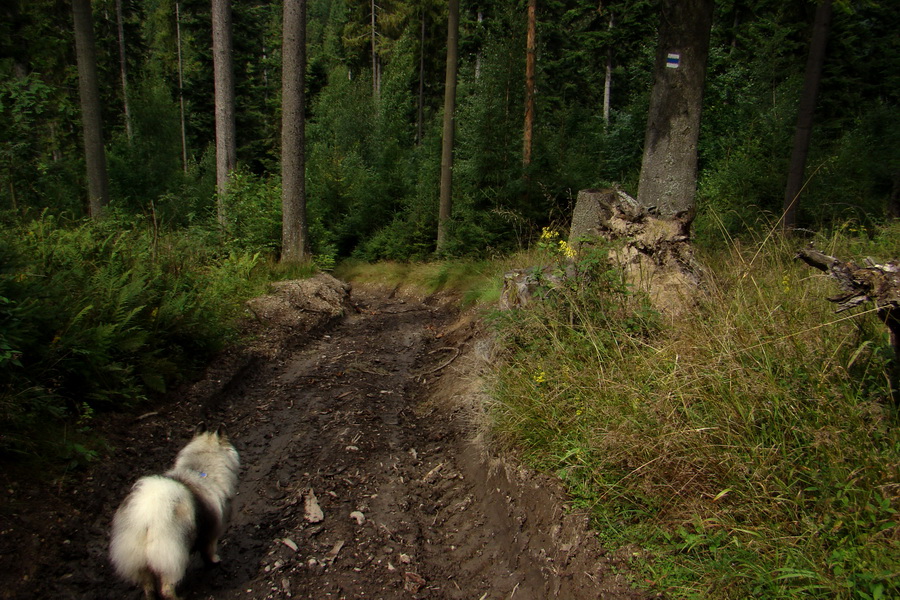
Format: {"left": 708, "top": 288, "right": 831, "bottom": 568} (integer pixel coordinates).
{"left": 568, "top": 188, "right": 699, "bottom": 315}
{"left": 281, "top": 0, "right": 309, "bottom": 263}
{"left": 72, "top": 0, "right": 109, "bottom": 219}
{"left": 782, "top": 0, "right": 833, "bottom": 232}
{"left": 437, "top": 0, "right": 459, "bottom": 254}
{"left": 416, "top": 9, "right": 425, "bottom": 146}
{"left": 475, "top": 10, "right": 483, "bottom": 80}
{"left": 212, "top": 0, "right": 237, "bottom": 227}
{"left": 371, "top": 0, "right": 379, "bottom": 99}
{"left": 523, "top": 0, "right": 536, "bottom": 169}
{"left": 176, "top": 1, "right": 188, "bottom": 173}
{"left": 636, "top": 0, "right": 714, "bottom": 221}
{"left": 602, "top": 10, "right": 614, "bottom": 128}
{"left": 114, "top": 0, "right": 132, "bottom": 142}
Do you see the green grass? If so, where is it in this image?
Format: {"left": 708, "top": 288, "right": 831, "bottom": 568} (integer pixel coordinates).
{"left": 334, "top": 257, "right": 520, "bottom": 307}
{"left": 488, "top": 222, "right": 900, "bottom": 599}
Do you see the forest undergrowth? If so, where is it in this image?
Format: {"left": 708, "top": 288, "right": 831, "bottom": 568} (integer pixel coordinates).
{"left": 483, "top": 222, "right": 900, "bottom": 599}
{"left": 0, "top": 212, "right": 314, "bottom": 462}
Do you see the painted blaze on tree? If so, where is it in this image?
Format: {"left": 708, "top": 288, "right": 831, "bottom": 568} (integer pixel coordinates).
{"left": 636, "top": 0, "right": 714, "bottom": 222}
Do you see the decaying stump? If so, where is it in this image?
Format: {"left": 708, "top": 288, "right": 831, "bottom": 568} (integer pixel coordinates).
{"left": 796, "top": 247, "right": 900, "bottom": 361}
{"left": 568, "top": 188, "right": 701, "bottom": 315}
{"left": 498, "top": 188, "right": 702, "bottom": 313}
{"left": 498, "top": 266, "right": 565, "bottom": 310}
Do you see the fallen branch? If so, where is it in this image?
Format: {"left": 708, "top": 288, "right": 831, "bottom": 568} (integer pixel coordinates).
{"left": 796, "top": 246, "right": 900, "bottom": 361}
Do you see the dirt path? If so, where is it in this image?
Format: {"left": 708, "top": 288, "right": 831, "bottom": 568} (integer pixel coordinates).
{"left": 0, "top": 283, "right": 650, "bottom": 600}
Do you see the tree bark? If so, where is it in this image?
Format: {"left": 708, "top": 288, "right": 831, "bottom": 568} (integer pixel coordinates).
{"left": 114, "top": 0, "right": 132, "bottom": 142}
{"left": 212, "top": 0, "right": 237, "bottom": 227}
{"left": 475, "top": 10, "right": 483, "bottom": 80}
{"left": 437, "top": 0, "right": 459, "bottom": 254}
{"left": 603, "top": 9, "right": 614, "bottom": 129}
{"left": 176, "top": 1, "right": 188, "bottom": 173}
{"left": 782, "top": 0, "right": 833, "bottom": 232}
{"left": 281, "top": 0, "right": 309, "bottom": 263}
{"left": 371, "top": 0, "right": 379, "bottom": 98}
{"left": 636, "top": 0, "right": 714, "bottom": 221}
{"left": 523, "top": 0, "right": 536, "bottom": 169}
{"left": 569, "top": 188, "right": 699, "bottom": 314}
{"left": 416, "top": 9, "right": 425, "bottom": 146}
{"left": 72, "top": 0, "right": 109, "bottom": 219}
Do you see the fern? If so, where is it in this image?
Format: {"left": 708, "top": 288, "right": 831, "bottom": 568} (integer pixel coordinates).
{"left": 0, "top": 214, "right": 269, "bottom": 457}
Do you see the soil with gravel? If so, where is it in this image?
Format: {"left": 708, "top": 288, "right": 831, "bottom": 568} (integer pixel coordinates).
{"left": 0, "top": 278, "right": 653, "bottom": 600}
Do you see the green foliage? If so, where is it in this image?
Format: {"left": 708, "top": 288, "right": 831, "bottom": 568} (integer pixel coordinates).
{"left": 809, "top": 102, "right": 900, "bottom": 224}
{"left": 490, "top": 229, "right": 900, "bottom": 599}
{"left": 0, "top": 214, "right": 263, "bottom": 457}
{"left": 107, "top": 81, "right": 215, "bottom": 223}
{"left": 220, "top": 165, "right": 338, "bottom": 269}
{"left": 222, "top": 168, "right": 282, "bottom": 254}
{"left": 333, "top": 256, "right": 508, "bottom": 307}
{"left": 0, "top": 73, "right": 82, "bottom": 214}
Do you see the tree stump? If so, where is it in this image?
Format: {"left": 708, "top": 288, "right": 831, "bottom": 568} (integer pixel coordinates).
{"left": 498, "top": 266, "right": 565, "bottom": 310}
{"left": 568, "top": 188, "right": 701, "bottom": 315}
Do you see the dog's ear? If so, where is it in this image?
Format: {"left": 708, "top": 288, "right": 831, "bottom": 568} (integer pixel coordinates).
{"left": 214, "top": 425, "right": 228, "bottom": 440}
{"left": 194, "top": 422, "right": 208, "bottom": 436}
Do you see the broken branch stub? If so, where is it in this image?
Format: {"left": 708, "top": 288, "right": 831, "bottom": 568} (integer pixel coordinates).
{"left": 796, "top": 246, "right": 900, "bottom": 359}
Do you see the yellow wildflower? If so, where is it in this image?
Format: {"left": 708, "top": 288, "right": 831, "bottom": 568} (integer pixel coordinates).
{"left": 539, "top": 227, "right": 559, "bottom": 243}
{"left": 558, "top": 240, "right": 576, "bottom": 258}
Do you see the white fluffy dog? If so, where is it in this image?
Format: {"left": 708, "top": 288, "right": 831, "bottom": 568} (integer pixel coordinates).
{"left": 109, "top": 427, "right": 240, "bottom": 599}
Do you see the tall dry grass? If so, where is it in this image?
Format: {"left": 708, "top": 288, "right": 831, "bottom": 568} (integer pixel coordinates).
{"left": 489, "top": 223, "right": 900, "bottom": 598}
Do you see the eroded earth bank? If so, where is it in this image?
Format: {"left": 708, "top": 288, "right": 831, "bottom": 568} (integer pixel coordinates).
{"left": 0, "top": 277, "right": 652, "bottom": 600}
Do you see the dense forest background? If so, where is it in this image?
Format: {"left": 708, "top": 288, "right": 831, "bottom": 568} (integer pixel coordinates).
{"left": 3, "top": 3, "right": 900, "bottom": 597}
{"left": 2, "top": 0, "right": 898, "bottom": 259}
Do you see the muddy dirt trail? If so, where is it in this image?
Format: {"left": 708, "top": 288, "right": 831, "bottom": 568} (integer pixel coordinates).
{"left": 0, "top": 281, "right": 651, "bottom": 600}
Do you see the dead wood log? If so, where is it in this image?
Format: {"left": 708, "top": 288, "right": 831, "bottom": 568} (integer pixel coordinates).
{"left": 796, "top": 246, "right": 900, "bottom": 362}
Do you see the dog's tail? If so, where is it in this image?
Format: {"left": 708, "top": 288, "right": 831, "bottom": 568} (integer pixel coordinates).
{"left": 110, "top": 475, "right": 196, "bottom": 592}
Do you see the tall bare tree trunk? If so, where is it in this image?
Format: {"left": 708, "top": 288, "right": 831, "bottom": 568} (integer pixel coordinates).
{"left": 523, "top": 0, "right": 536, "bottom": 169}
{"left": 281, "top": 0, "right": 309, "bottom": 263}
{"left": 416, "top": 9, "right": 425, "bottom": 146}
{"left": 437, "top": 0, "right": 459, "bottom": 254}
{"left": 602, "top": 10, "right": 614, "bottom": 128}
{"left": 114, "top": 0, "right": 132, "bottom": 141}
{"left": 475, "top": 10, "right": 483, "bottom": 80}
{"left": 176, "top": 1, "right": 188, "bottom": 173}
{"left": 371, "top": 0, "right": 380, "bottom": 98}
{"left": 782, "top": 0, "right": 832, "bottom": 232}
{"left": 212, "top": 0, "right": 237, "bottom": 227}
{"left": 636, "top": 0, "right": 713, "bottom": 220}
{"left": 72, "top": 0, "right": 109, "bottom": 219}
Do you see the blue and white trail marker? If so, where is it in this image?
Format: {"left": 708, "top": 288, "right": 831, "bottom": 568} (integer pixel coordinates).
{"left": 666, "top": 53, "right": 681, "bottom": 69}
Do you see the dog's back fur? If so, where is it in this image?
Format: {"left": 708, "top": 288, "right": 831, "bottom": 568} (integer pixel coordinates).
{"left": 109, "top": 430, "right": 239, "bottom": 600}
